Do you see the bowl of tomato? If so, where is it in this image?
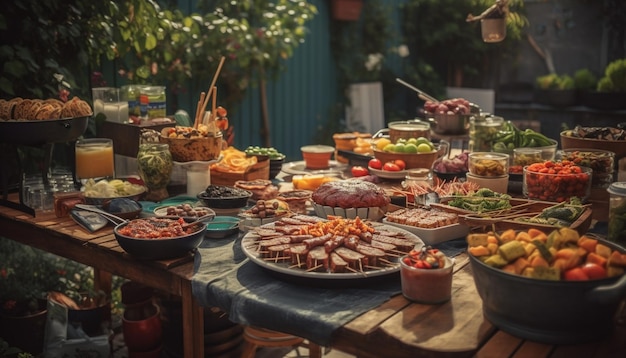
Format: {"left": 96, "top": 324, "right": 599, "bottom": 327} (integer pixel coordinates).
{"left": 522, "top": 160, "right": 592, "bottom": 202}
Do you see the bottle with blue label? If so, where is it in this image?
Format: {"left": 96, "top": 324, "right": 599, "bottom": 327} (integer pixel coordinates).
{"left": 139, "top": 86, "right": 166, "bottom": 119}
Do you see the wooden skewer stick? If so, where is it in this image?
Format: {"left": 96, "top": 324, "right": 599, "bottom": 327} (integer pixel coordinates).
{"left": 306, "top": 264, "right": 323, "bottom": 272}
{"left": 200, "top": 56, "right": 226, "bottom": 116}
{"left": 194, "top": 91, "right": 206, "bottom": 129}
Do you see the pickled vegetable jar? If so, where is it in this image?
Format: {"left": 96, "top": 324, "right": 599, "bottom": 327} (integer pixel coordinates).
{"left": 607, "top": 182, "right": 626, "bottom": 245}
{"left": 469, "top": 115, "right": 504, "bottom": 152}
{"left": 137, "top": 143, "right": 173, "bottom": 202}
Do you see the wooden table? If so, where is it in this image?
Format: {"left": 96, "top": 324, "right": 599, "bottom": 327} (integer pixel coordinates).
{"left": 2, "top": 193, "right": 625, "bottom": 358}
{"left": 0, "top": 194, "right": 205, "bottom": 358}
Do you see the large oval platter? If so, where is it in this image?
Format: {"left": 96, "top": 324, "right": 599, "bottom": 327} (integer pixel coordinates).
{"left": 241, "top": 215, "right": 424, "bottom": 280}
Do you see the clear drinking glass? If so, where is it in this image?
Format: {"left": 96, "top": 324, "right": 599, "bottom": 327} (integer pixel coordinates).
{"left": 75, "top": 138, "right": 115, "bottom": 182}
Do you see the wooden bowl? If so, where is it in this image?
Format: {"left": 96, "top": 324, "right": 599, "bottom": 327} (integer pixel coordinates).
{"left": 159, "top": 127, "right": 222, "bottom": 162}
{"left": 373, "top": 149, "right": 440, "bottom": 169}
{"left": 561, "top": 130, "right": 626, "bottom": 160}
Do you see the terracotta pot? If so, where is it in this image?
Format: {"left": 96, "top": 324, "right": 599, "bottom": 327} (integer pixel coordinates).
{"left": 122, "top": 302, "right": 162, "bottom": 352}
{"left": 331, "top": 0, "right": 363, "bottom": 21}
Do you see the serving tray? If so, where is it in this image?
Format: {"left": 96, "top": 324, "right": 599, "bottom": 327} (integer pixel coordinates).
{"left": 430, "top": 197, "right": 592, "bottom": 235}
{"left": 241, "top": 219, "right": 423, "bottom": 281}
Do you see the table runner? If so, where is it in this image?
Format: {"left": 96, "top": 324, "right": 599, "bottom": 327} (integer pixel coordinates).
{"left": 191, "top": 233, "right": 403, "bottom": 346}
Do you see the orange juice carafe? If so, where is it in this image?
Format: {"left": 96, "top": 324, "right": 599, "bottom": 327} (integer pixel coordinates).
{"left": 75, "top": 138, "right": 115, "bottom": 180}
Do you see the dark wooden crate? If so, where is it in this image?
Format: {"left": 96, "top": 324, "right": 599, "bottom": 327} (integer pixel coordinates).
{"left": 100, "top": 121, "right": 172, "bottom": 157}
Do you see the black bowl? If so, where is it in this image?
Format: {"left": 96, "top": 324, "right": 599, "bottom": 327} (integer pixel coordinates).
{"left": 269, "top": 157, "right": 285, "bottom": 179}
{"left": 114, "top": 217, "right": 206, "bottom": 260}
{"left": 197, "top": 185, "right": 252, "bottom": 209}
{"left": 469, "top": 237, "right": 626, "bottom": 344}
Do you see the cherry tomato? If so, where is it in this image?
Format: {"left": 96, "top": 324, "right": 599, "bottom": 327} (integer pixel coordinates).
{"left": 351, "top": 166, "right": 369, "bottom": 177}
{"left": 383, "top": 162, "right": 401, "bottom": 171}
{"left": 394, "top": 159, "right": 406, "bottom": 171}
{"left": 563, "top": 267, "right": 589, "bottom": 281}
{"left": 581, "top": 263, "right": 607, "bottom": 280}
{"left": 368, "top": 158, "right": 383, "bottom": 170}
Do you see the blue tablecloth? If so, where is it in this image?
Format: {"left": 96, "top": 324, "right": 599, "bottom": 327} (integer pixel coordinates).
{"left": 190, "top": 230, "right": 468, "bottom": 346}
{"left": 191, "top": 232, "right": 401, "bottom": 346}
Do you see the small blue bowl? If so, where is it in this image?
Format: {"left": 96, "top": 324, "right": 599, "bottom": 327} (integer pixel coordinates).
{"left": 205, "top": 216, "right": 240, "bottom": 239}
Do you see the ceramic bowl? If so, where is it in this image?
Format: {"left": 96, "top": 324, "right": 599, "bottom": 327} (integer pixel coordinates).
{"left": 301, "top": 145, "right": 335, "bottom": 170}
{"left": 205, "top": 216, "right": 240, "bottom": 239}
{"left": 114, "top": 217, "right": 207, "bottom": 260}
{"left": 466, "top": 172, "right": 509, "bottom": 194}
{"left": 197, "top": 185, "right": 252, "bottom": 209}
{"left": 101, "top": 198, "right": 143, "bottom": 220}
{"left": 83, "top": 187, "right": 146, "bottom": 206}
{"left": 269, "top": 157, "right": 285, "bottom": 179}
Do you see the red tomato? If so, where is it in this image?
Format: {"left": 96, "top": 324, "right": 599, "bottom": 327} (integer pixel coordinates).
{"left": 368, "top": 158, "right": 382, "bottom": 170}
{"left": 383, "top": 162, "right": 401, "bottom": 171}
{"left": 351, "top": 166, "right": 369, "bottom": 177}
{"left": 581, "top": 263, "right": 607, "bottom": 280}
{"left": 394, "top": 159, "right": 406, "bottom": 170}
{"left": 563, "top": 267, "right": 589, "bottom": 281}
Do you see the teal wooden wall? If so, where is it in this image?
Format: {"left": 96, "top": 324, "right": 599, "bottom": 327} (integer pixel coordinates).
{"left": 100, "top": 0, "right": 410, "bottom": 161}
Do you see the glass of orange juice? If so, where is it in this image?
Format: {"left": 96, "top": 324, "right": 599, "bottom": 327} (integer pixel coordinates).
{"left": 75, "top": 138, "right": 115, "bottom": 181}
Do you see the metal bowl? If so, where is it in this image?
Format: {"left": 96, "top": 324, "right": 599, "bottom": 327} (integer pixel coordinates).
{"left": 427, "top": 113, "right": 471, "bottom": 135}
{"left": 113, "top": 217, "right": 206, "bottom": 260}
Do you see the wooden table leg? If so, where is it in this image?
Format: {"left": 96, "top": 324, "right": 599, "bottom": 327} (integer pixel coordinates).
{"left": 181, "top": 279, "right": 204, "bottom": 357}
{"left": 93, "top": 268, "right": 113, "bottom": 322}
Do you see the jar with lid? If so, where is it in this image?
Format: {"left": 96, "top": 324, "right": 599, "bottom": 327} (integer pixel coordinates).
{"left": 469, "top": 114, "right": 504, "bottom": 152}
{"left": 607, "top": 182, "right": 626, "bottom": 246}
{"left": 137, "top": 129, "right": 173, "bottom": 202}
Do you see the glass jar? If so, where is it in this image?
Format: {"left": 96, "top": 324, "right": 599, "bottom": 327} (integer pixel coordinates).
{"left": 137, "top": 143, "right": 173, "bottom": 202}
{"left": 403, "top": 168, "right": 433, "bottom": 205}
{"left": 607, "top": 182, "right": 626, "bottom": 245}
{"left": 139, "top": 86, "right": 166, "bottom": 119}
{"left": 469, "top": 114, "right": 504, "bottom": 152}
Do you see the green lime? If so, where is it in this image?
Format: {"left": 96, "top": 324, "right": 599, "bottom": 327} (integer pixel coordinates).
{"left": 407, "top": 138, "right": 418, "bottom": 145}
{"left": 417, "top": 143, "right": 432, "bottom": 153}
{"left": 394, "top": 143, "right": 406, "bottom": 153}
{"left": 416, "top": 137, "right": 430, "bottom": 146}
{"left": 404, "top": 143, "right": 418, "bottom": 153}
{"left": 396, "top": 138, "right": 407, "bottom": 144}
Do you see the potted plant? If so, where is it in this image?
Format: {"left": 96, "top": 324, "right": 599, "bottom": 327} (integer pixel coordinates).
{"left": 534, "top": 73, "right": 577, "bottom": 107}
{"left": 582, "top": 58, "right": 626, "bottom": 110}
{"left": 466, "top": 0, "right": 510, "bottom": 43}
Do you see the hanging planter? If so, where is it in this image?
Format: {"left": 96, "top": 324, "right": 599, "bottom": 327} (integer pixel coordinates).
{"left": 467, "top": 0, "right": 509, "bottom": 43}
{"left": 481, "top": 18, "right": 507, "bottom": 43}
{"left": 331, "top": 0, "right": 364, "bottom": 21}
